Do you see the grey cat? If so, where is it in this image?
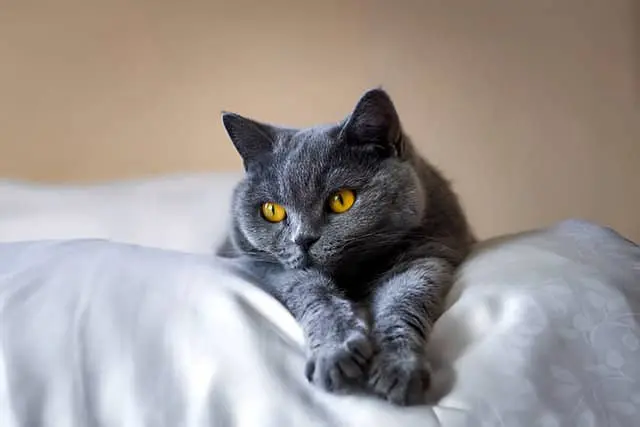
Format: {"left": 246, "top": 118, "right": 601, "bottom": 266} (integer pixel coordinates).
{"left": 216, "top": 88, "right": 475, "bottom": 406}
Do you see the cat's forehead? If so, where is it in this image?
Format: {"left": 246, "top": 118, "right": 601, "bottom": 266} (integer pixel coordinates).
{"left": 277, "top": 124, "right": 338, "bottom": 154}
{"left": 250, "top": 125, "right": 374, "bottom": 204}
{"left": 273, "top": 127, "right": 338, "bottom": 199}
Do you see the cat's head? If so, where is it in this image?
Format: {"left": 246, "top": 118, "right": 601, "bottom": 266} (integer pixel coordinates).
{"left": 222, "top": 88, "right": 426, "bottom": 272}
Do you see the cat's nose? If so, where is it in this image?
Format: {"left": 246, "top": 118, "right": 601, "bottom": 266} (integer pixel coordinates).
{"left": 294, "top": 234, "right": 319, "bottom": 250}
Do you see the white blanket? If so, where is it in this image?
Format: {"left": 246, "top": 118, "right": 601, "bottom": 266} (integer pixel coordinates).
{"left": 0, "top": 220, "right": 638, "bottom": 427}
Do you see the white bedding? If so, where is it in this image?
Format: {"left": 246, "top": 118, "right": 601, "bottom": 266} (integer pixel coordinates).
{"left": 0, "top": 174, "right": 639, "bottom": 426}
{"left": 0, "top": 173, "right": 241, "bottom": 253}
{"left": 0, "top": 221, "right": 638, "bottom": 427}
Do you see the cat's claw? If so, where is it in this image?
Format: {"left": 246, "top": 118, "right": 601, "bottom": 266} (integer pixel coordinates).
{"left": 368, "top": 352, "right": 431, "bottom": 406}
{"left": 305, "top": 332, "right": 373, "bottom": 392}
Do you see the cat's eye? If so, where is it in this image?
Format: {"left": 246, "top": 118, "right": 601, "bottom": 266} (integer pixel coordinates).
{"left": 261, "top": 202, "right": 287, "bottom": 223}
{"left": 327, "top": 189, "right": 356, "bottom": 214}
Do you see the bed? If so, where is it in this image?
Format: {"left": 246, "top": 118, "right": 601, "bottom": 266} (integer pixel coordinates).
{"left": 0, "top": 173, "right": 638, "bottom": 427}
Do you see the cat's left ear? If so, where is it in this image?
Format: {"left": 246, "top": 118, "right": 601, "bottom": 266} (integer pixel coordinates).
{"left": 339, "top": 88, "right": 404, "bottom": 156}
{"left": 221, "top": 112, "right": 279, "bottom": 170}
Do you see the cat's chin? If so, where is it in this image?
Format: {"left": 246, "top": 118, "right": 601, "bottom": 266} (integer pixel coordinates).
{"left": 282, "top": 254, "right": 311, "bottom": 270}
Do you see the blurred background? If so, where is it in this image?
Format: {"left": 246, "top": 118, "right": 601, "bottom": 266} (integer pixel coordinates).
{"left": 0, "top": 0, "right": 638, "bottom": 240}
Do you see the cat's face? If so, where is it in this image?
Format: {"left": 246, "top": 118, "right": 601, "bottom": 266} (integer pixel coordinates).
{"left": 223, "top": 89, "right": 426, "bottom": 272}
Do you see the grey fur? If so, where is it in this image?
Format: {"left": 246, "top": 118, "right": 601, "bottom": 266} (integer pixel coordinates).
{"left": 217, "top": 89, "right": 475, "bottom": 405}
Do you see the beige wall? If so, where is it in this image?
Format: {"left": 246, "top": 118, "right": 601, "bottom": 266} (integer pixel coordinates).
{"left": 0, "top": 0, "right": 638, "bottom": 240}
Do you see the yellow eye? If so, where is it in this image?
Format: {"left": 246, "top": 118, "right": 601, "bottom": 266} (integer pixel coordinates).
{"left": 328, "top": 189, "right": 356, "bottom": 214}
{"left": 260, "top": 202, "right": 287, "bottom": 223}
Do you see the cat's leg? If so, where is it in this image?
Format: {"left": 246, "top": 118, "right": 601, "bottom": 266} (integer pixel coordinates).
{"left": 367, "top": 257, "right": 454, "bottom": 405}
{"left": 268, "top": 268, "right": 373, "bottom": 393}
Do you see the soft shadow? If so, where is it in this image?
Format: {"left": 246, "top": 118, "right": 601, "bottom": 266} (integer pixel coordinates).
{"left": 424, "top": 357, "right": 457, "bottom": 405}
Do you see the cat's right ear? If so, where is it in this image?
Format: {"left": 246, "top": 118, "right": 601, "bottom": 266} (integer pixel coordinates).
{"left": 221, "top": 112, "right": 277, "bottom": 170}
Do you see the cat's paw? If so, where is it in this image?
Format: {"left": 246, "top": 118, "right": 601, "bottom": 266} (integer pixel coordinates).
{"left": 305, "top": 332, "right": 373, "bottom": 393}
{"left": 368, "top": 351, "right": 431, "bottom": 406}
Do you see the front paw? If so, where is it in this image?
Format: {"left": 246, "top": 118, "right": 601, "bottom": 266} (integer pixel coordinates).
{"left": 368, "top": 351, "right": 431, "bottom": 406}
{"left": 305, "top": 331, "right": 373, "bottom": 393}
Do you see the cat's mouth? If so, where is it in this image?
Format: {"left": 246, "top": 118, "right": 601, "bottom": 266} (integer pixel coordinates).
{"left": 280, "top": 245, "right": 341, "bottom": 271}
{"left": 282, "top": 252, "right": 311, "bottom": 270}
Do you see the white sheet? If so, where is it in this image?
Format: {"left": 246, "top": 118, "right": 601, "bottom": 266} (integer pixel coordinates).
{"left": 0, "top": 172, "right": 241, "bottom": 253}
{"left": 0, "top": 220, "right": 638, "bottom": 427}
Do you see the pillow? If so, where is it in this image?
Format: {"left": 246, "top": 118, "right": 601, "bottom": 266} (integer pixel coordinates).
{"left": 0, "top": 172, "right": 241, "bottom": 253}
{"left": 0, "top": 220, "right": 638, "bottom": 427}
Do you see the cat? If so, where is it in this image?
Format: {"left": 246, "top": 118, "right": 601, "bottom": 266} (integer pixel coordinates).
{"left": 216, "top": 88, "right": 475, "bottom": 406}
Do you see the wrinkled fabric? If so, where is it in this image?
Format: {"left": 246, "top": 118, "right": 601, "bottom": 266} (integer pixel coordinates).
{"left": 0, "top": 220, "right": 638, "bottom": 427}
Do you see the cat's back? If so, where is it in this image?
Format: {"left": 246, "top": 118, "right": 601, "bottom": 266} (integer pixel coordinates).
{"left": 405, "top": 139, "right": 476, "bottom": 260}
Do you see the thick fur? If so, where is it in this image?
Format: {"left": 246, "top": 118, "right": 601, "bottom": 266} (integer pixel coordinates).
{"left": 216, "top": 89, "right": 475, "bottom": 405}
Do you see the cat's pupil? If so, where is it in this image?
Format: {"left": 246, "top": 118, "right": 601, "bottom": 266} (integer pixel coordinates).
{"left": 268, "top": 204, "right": 275, "bottom": 215}
{"left": 335, "top": 194, "right": 343, "bottom": 205}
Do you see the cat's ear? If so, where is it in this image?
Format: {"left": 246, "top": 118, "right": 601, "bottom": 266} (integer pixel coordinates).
{"left": 339, "top": 88, "right": 403, "bottom": 156}
{"left": 221, "top": 112, "right": 278, "bottom": 169}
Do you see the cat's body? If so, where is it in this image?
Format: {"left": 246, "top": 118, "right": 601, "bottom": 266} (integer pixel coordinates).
{"left": 217, "top": 89, "right": 475, "bottom": 405}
